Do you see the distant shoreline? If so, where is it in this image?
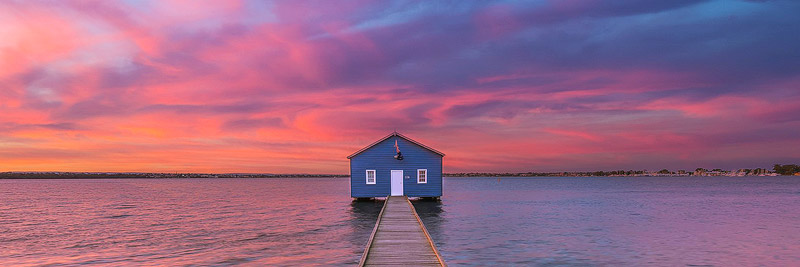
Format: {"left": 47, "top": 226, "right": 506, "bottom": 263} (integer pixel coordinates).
{"left": 1, "top": 171, "right": 796, "bottom": 179}
{"left": 0, "top": 172, "right": 348, "bottom": 179}
{"left": 5, "top": 164, "right": 799, "bottom": 179}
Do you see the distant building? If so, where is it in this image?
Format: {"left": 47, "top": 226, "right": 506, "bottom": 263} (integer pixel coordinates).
{"left": 347, "top": 132, "right": 444, "bottom": 199}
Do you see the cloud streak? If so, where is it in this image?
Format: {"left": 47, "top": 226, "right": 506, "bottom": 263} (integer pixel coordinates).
{"left": 1, "top": 0, "right": 799, "bottom": 173}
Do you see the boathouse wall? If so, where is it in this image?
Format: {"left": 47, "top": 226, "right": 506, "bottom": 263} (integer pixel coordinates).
{"left": 349, "top": 134, "right": 443, "bottom": 198}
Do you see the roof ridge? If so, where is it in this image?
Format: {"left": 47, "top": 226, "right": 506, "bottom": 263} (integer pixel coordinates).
{"left": 346, "top": 132, "right": 445, "bottom": 159}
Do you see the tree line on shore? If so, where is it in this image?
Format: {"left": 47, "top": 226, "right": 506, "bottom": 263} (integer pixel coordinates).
{"left": 446, "top": 164, "right": 800, "bottom": 177}
{"left": 772, "top": 164, "right": 800, "bottom": 175}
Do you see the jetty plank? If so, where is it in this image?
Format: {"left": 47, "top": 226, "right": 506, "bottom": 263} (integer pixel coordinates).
{"left": 359, "top": 196, "right": 446, "bottom": 267}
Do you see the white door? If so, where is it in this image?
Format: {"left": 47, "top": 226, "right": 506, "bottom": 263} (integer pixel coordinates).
{"left": 390, "top": 170, "right": 403, "bottom": 196}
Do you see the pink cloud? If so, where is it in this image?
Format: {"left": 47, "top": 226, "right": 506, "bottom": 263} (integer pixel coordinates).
{"left": 1, "top": 0, "right": 798, "bottom": 173}
{"left": 544, "top": 128, "right": 605, "bottom": 142}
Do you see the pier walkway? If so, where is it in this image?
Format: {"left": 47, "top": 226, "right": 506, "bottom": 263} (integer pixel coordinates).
{"left": 359, "top": 196, "right": 446, "bottom": 267}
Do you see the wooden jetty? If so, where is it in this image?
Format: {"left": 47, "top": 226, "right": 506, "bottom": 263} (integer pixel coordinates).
{"left": 359, "top": 196, "right": 446, "bottom": 266}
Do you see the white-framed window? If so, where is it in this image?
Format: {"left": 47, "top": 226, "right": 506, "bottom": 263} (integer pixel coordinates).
{"left": 417, "top": 169, "right": 427, "bottom": 184}
{"left": 366, "top": 169, "right": 376, "bottom": 184}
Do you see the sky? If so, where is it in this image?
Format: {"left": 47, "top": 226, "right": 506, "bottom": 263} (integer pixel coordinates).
{"left": 1, "top": 0, "right": 799, "bottom": 173}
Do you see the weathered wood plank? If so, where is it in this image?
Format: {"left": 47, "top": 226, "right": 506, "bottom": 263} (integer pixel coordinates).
{"left": 359, "top": 196, "right": 446, "bottom": 267}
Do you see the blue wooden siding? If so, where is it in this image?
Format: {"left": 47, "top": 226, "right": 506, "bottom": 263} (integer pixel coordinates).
{"left": 350, "top": 136, "right": 442, "bottom": 197}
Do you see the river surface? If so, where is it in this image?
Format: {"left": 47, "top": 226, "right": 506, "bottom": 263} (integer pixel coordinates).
{"left": 1, "top": 176, "right": 798, "bottom": 266}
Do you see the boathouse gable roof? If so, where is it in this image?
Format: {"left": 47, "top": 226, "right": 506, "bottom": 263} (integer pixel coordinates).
{"left": 346, "top": 132, "right": 445, "bottom": 159}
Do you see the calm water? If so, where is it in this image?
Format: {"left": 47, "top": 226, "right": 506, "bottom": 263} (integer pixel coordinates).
{"left": 1, "top": 177, "right": 799, "bottom": 266}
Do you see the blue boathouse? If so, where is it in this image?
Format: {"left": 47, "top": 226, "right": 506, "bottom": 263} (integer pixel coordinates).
{"left": 348, "top": 132, "right": 444, "bottom": 199}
